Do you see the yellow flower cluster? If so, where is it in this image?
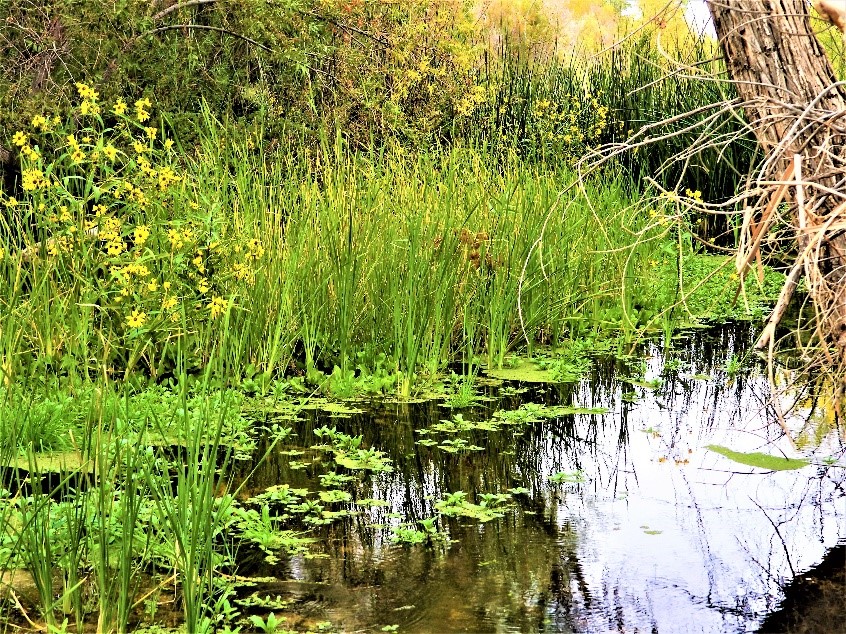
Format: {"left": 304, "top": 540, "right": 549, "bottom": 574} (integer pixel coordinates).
{"left": 7, "top": 86, "right": 253, "bottom": 350}
{"left": 97, "top": 214, "right": 125, "bottom": 256}
{"left": 208, "top": 296, "right": 228, "bottom": 319}
{"left": 245, "top": 238, "right": 265, "bottom": 260}
{"left": 30, "top": 114, "right": 53, "bottom": 133}
{"left": 66, "top": 134, "right": 85, "bottom": 163}
{"left": 13, "top": 130, "right": 42, "bottom": 161}
{"left": 75, "top": 82, "right": 101, "bottom": 117}
{"left": 685, "top": 188, "right": 703, "bottom": 202}
{"left": 47, "top": 235, "right": 75, "bottom": 256}
{"left": 135, "top": 98, "right": 152, "bottom": 123}
{"left": 21, "top": 168, "right": 47, "bottom": 192}
{"left": 232, "top": 261, "right": 251, "bottom": 283}
{"left": 528, "top": 92, "right": 610, "bottom": 151}
{"left": 167, "top": 227, "right": 195, "bottom": 251}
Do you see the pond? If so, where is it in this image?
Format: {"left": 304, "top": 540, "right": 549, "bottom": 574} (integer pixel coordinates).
{"left": 234, "top": 324, "right": 845, "bottom": 633}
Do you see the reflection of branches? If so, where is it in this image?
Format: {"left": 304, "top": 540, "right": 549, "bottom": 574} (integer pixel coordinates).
{"left": 750, "top": 496, "right": 796, "bottom": 577}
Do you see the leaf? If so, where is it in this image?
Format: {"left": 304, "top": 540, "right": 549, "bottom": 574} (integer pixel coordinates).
{"left": 705, "top": 444, "right": 809, "bottom": 471}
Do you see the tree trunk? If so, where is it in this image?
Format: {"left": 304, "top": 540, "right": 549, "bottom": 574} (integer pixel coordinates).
{"left": 708, "top": 0, "right": 846, "bottom": 355}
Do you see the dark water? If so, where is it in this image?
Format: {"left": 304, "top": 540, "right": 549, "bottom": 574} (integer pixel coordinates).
{"left": 237, "top": 325, "right": 846, "bottom": 633}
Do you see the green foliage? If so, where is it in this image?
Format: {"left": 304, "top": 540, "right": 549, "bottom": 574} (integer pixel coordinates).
{"left": 434, "top": 489, "right": 515, "bottom": 522}
{"left": 3, "top": 98, "right": 687, "bottom": 390}
{"left": 1, "top": 0, "right": 484, "bottom": 150}
{"left": 676, "top": 254, "right": 784, "bottom": 322}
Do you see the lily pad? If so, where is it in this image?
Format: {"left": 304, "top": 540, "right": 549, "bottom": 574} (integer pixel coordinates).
{"left": 485, "top": 360, "right": 554, "bottom": 383}
{"left": 705, "top": 444, "right": 810, "bottom": 471}
{"left": 5, "top": 451, "right": 91, "bottom": 473}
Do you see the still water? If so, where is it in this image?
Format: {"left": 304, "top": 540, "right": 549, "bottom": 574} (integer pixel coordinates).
{"left": 239, "top": 325, "right": 845, "bottom": 633}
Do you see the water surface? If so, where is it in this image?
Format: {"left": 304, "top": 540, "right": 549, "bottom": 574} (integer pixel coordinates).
{"left": 237, "top": 325, "right": 846, "bottom": 633}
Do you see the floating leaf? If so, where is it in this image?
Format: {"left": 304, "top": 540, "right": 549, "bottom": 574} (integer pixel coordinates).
{"left": 549, "top": 470, "right": 586, "bottom": 484}
{"left": 705, "top": 444, "right": 809, "bottom": 471}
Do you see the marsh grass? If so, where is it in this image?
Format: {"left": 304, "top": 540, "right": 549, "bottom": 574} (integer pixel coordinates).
{"left": 468, "top": 36, "right": 758, "bottom": 203}
{"left": 2, "top": 96, "right": 680, "bottom": 395}
{"left": 196, "top": 134, "right": 676, "bottom": 395}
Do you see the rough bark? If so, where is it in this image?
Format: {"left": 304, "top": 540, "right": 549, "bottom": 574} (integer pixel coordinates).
{"left": 708, "top": 0, "right": 846, "bottom": 353}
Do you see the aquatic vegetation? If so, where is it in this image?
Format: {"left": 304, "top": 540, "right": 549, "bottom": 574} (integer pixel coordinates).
{"left": 434, "top": 490, "right": 516, "bottom": 522}
{"left": 549, "top": 470, "right": 587, "bottom": 485}
{"left": 443, "top": 372, "right": 485, "bottom": 408}
{"left": 390, "top": 517, "right": 447, "bottom": 545}
{"left": 312, "top": 426, "right": 393, "bottom": 473}
{"left": 705, "top": 445, "right": 811, "bottom": 471}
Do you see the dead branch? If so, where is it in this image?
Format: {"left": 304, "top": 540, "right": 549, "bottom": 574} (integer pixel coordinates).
{"left": 137, "top": 24, "right": 272, "bottom": 53}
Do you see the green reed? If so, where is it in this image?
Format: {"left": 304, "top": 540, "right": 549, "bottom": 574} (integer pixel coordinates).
{"left": 467, "top": 35, "right": 758, "bottom": 203}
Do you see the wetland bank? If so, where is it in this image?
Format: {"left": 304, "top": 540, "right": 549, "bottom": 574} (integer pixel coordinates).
{"left": 1, "top": 1, "right": 846, "bottom": 632}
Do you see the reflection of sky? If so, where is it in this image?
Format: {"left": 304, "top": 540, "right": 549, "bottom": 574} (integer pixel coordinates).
{"left": 686, "top": 0, "right": 715, "bottom": 36}
{"left": 543, "top": 341, "right": 845, "bottom": 632}
{"left": 261, "top": 328, "right": 845, "bottom": 632}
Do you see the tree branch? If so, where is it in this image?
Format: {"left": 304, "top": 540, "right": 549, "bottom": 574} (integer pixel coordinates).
{"left": 152, "top": 0, "right": 220, "bottom": 22}
{"left": 138, "top": 24, "right": 272, "bottom": 52}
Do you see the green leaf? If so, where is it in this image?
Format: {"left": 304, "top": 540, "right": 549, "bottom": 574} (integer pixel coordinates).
{"left": 705, "top": 444, "right": 809, "bottom": 471}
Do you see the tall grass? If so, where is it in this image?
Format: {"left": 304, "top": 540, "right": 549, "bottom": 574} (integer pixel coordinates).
{"left": 0, "top": 110, "right": 677, "bottom": 391}
{"left": 193, "top": 128, "right": 675, "bottom": 392}
{"left": 466, "top": 36, "right": 759, "bottom": 203}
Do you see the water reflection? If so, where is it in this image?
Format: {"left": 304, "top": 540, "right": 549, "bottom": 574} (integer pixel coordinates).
{"left": 239, "top": 324, "right": 846, "bottom": 633}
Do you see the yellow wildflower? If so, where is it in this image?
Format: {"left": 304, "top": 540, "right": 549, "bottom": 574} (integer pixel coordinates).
{"left": 133, "top": 141, "right": 146, "bottom": 154}
{"left": 135, "top": 97, "right": 152, "bottom": 123}
{"left": 12, "top": 131, "right": 27, "bottom": 147}
{"left": 59, "top": 207, "right": 72, "bottom": 223}
{"left": 31, "top": 115, "right": 48, "bottom": 131}
{"left": 21, "top": 168, "right": 45, "bottom": 191}
{"left": 208, "top": 296, "right": 228, "bottom": 319}
{"left": 162, "top": 295, "right": 177, "bottom": 310}
{"left": 21, "top": 145, "right": 39, "bottom": 160}
{"left": 71, "top": 149, "right": 85, "bottom": 163}
{"left": 198, "top": 278, "right": 210, "bottom": 294}
{"left": 163, "top": 281, "right": 172, "bottom": 291}
{"left": 113, "top": 98, "right": 127, "bottom": 116}
{"left": 106, "top": 240, "right": 125, "bottom": 256}
{"left": 685, "top": 188, "right": 703, "bottom": 201}
{"left": 146, "top": 279, "right": 159, "bottom": 293}
{"left": 167, "top": 229, "right": 183, "bottom": 250}
{"left": 103, "top": 144, "right": 117, "bottom": 161}
{"left": 75, "top": 82, "right": 98, "bottom": 101}
{"left": 245, "top": 238, "right": 264, "bottom": 260}
{"left": 164, "top": 138, "right": 174, "bottom": 150}
{"left": 134, "top": 225, "right": 150, "bottom": 246}
{"left": 233, "top": 262, "right": 250, "bottom": 282}
{"left": 126, "top": 310, "right": 147, "bottom": 328}
{"left": 79, "top": 100, "right": 100, "bottom": 116}
{"left": 145, "top": 127, "right": 157, "bottom": 140}
{"left": 192, "top": 255, "right": 205, "bottom": 273}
